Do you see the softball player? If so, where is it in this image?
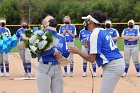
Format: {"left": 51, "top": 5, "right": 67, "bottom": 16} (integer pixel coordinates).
{"left": 59, "top": 16, "right": 77, "bottom": 77}
{"left": 0, "top": 19, "right": 11, "bottom": 77}
{"left": 69, "top": 11, "right": 125, "bottom": 93}
{"left": 36, "top": 16, "right": 69, "bottom": 93}
{"left": 16, "top": 19, "right": 32, "bottom": 77}
{"left": 105, "top": 20, "right": 119, "bottom": 45}
{"left": 79, "top": 27, "right": 97, "bottom": 77}
{"left": 121, "top": 19, "right": 140, "bottom": 77}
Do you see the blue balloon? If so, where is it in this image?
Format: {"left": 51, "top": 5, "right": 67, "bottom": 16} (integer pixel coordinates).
{"left": 11, "top": 34, "right": 17, "bottom": 48}
{"left": 0, "top": 40, "right": 3, "bottom": 53}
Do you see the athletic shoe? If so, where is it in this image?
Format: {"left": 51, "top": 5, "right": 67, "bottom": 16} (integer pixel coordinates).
{"left": 83, "top": 72, "right": 87, "bottom": 77}
{"left": 100, "top": 74, "right": 103, "bottom": 77}
{"left": 6, "top": 72, "right": 9, "bottom": 77}
{"left": 27, "top": 73, "right": 32, "bottom": 78}
{"left": 93, "top": 72, "right": 97, "bottom": 77}
{"left": 122, "top": 72, "right": 127, "bottom": 77}
{"left": 137, "top": 72, "right": 140, "bottom": 77}
{"left": 63, "top": 72, "right": 67, "bottom": 77}
{"left": 70, "top": 72, "right": 74, "bottom": 77}
{"left": 22, "top": 73, "right": 28, "bottom": 77}
{"left": 0, "top": 73, "right": 4, "bottom": 77}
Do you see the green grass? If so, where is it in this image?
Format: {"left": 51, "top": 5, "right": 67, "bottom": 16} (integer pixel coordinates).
{"left": 11, "top": 38, "right": 134, "bottom": 52}
{"left": 74, "top": 38, "right": 124, "bottom": 51}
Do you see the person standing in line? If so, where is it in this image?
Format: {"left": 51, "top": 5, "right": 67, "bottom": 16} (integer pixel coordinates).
{"left": 0, "top": 18, "right": 11, "bottom": 77}
{"left": 69, "top": 11, "right": 125, "bottom": 93}
{"left": 79, "top": 24, "right": 97, "bottom": 77}
{"left": 121, "top": 19, "right": 140, "bottom": 77}
{"left": 16, "top": 19, "right": 32, "bottom": 77}
{"left": 59, "top": 16, "right": 77, "bottom": 77}
{"left": 105, "top": 20, "right": 119, "bottom": 45}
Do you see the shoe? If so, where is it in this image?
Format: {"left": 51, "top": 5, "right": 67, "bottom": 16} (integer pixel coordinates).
{"left": 63, "top": 72, "right": 67, "bottom": 77}
{"left": 83, "top": 72, "right": 87, "bottom": 77}
{"left": 0, "top": 73, "right": 4, "bottom": 77}
{"left": 122, "top": 72, "right": 127, "bottom": 77}
{"left": 6, "top": 72, "right": 9, "bottom": 77}
{"left": 137, "top": 72, "right": 140, "bottom": 77}
{"left": 93, "top": 72, "right": 97, "bottom": 77}
{"left": 27, "top": 73, "right": 32, "bottom": 78}
{"left": 70, "top": 72, "right": 74, "bottom": 77}
{"left": 101, "top": 74, "right": 103, "bottom": 77}
{"left": 22, "top": 73, "right": 28, "bottom": 77}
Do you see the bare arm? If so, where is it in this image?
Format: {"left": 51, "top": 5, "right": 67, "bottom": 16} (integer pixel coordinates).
{"left": 67, "top": 30, "right": 75, "bottom": 38}
{"left": 112, "top": 37, "right": 119, "bottom": 41}
{"left": 69, "top": 46, "right": 96, "bottom": 62}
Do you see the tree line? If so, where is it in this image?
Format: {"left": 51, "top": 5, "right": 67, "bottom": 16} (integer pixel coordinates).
{"left": 0, "top": 0, "right": 140, "bottom": 34}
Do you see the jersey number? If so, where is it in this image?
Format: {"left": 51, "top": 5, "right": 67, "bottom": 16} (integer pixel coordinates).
{"left": 109, "top": 38, "right": 117, "bottom": 50}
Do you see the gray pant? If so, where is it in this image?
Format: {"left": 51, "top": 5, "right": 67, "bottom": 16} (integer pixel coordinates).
{"left": 36, "top": 63, "right": 63, "bottom": 93}
{"left": 67, "top": 42, "right": 74, "bottom": 63}
{"left": 0, "top": 52, "right": 8, "bottom": 64}
{"left": 18, "top": 48, "right": 31, "bottom": 64}
{"left": 100, "top": 58, "right": 125, "bottom": 93}
{"left": 124, "top": 44, "right": 139, "bottom": 65}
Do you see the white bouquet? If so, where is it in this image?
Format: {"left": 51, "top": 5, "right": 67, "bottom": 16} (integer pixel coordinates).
{"left": 28, "top": 29, "right": 53, "bottom": 58}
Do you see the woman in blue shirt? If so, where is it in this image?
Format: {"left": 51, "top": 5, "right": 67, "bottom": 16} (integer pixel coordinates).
{"left": 36, "top": 15, "right": 69, "bottom": 93}
{"left": 69, "top": 11, "right": 125, "bottom": 93}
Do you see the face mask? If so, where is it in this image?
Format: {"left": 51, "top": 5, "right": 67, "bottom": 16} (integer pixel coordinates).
{"left": 64, "top": 22, "right": 70, "bottom": 24}
{"left": 128, "top": 25, "right": 133, "bottom": 28}
{"left": 1, "top": 22, "right": 5, "bottom": 27}
{"left": 22, "top": 25, "right": 27, "bottom": 28}
{"left": 105, "top": 24, "right": 111, "bottom": 28}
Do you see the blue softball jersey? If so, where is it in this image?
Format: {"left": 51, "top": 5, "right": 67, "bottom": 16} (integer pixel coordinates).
{"left": 105, "top": 28, "right": 119, "bottom": 43}
{"left": 59, "top": 24, "right": 76, "bottom": 42}
{"left": 16, "top": 28, "right": 25, "bottom": 43}
{"left": 0, "top": 27, "right": 11, "bottom": 37}
{"left": 90, "top": 28, "right": 123, "bottom": 67}
{"left": 121, "top": 28, "right": 139, "bottom": 45}
{"left": 79, "top": 29, "right": 91, "bottom": 45}
{"left": 38, "top": 29, "right": 70, "bottom": 64}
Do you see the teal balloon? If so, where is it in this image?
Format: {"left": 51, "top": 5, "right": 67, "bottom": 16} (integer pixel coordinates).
{"left": 0, "top": 40, "right": 3, "bottom": 53}
{"left": 11, "top": 34, "right": 17, "bottom": 48}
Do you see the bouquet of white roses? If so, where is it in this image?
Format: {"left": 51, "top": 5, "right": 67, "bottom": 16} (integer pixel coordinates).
{"left": 28, "top": 29, "right": 53, "bottom": 58}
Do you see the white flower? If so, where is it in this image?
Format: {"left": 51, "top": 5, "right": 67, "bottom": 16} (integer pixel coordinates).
{"left": 42, "top": 35, "right": 47, "bottom": 40}
{"left": 31, "top": 30, "right": 33, "bottom": 32}
{"left": 29, "top": 35, "right": 37, "bottom": 44}
{"left": 38, "top": 40, "right": 48, "bottom": 49}
{"left": 29, "top": 45, "right": 37, "bottom": 52}
{"left": 35, "top": 39, "right": 40, "bottom": 44}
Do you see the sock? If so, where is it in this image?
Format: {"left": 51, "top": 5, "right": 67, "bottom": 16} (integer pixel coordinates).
{"left": 0, "top": 63, "right": 4, "bottom": 73}
{"left": 27, "top": 63, "right": 31, "bottom": 73}
{"left": 23, "top": 63, "right": 28, "bottom": 73}
{"left": 5, "top": 63, "right": 9, "bottom": 73}
{"left": 124, "top": 64, "right": 129, "bottom": 73}
{"left": 70, "top": 62, "right": 74, "bottom": 73}
{"left": 83, "top": 62, "right": 87, "bottom": 72}
{"left": 64, "top": 66, "right": 67, "bottom": 73}
{"left": 134, "top": 63, "right": 140, "bottom": 73}
{"left": 92, "top": 63, "right": 96, "bottom": 73}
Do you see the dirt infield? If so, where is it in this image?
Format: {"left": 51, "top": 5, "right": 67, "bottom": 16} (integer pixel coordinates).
{"left": 0, "top": 52, "right": 139, "bottom": 93}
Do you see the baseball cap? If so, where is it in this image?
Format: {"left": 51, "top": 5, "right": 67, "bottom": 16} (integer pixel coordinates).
{"left": 0, "top": 19, "right": 6, "bottom": 23}
{"left": 81, "top": 15, "right": 100, "bottom": 24}
{"left": 105, "top": 20, "right": 112, "bottom": 25}
{"left": 128, "top": 19, "right": 134, "bottom": 25}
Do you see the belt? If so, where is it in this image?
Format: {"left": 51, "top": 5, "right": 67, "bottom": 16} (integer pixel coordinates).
{"left": 125, "top": 43, "right": 137, "bottom": 45}
{"left": 66, "top": 40, "right": 73, "bottom": 42}
{"left": 42, "top": 61, "right": 59, "bottom": 65}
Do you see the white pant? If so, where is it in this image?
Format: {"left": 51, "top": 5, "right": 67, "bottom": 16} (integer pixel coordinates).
{"left": 36, "top": 63, "right": 63, "bottom": 93}
{"left": 100, "top": 58, "right": 125, "bottom": 93}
